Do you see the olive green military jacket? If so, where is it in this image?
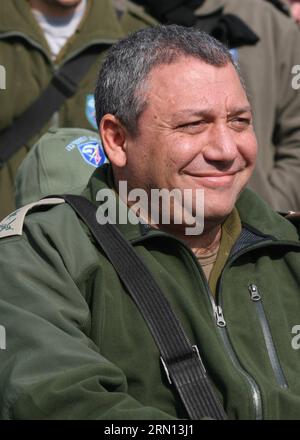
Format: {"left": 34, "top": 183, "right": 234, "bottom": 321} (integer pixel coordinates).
{"left": 0, "top": 0, "right": 156, "bottom": 219}
{"left": 195, "top": 0, "right": 300, "bottom": 212}
{"left": 0, "top": 164, "right": 300, "bottom": 419}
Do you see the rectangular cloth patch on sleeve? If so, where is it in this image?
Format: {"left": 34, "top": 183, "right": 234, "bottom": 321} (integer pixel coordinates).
{"left": 0, "top": 198, "right": 65, "bottom": 239}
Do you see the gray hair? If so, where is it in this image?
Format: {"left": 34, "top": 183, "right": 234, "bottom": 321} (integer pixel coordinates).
{"left": 95, "top": 24, "right": 238, "bottom": 134}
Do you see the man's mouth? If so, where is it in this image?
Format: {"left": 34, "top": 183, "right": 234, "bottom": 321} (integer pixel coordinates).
{"left": 183, "top": 171, "right": 238, "bottom": 188}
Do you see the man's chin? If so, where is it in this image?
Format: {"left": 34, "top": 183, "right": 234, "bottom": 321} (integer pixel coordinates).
{"left": 203, "top": 203, "right": 236, "bottom": 227}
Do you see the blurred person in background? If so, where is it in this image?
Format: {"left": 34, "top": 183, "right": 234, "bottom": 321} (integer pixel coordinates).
{"left": 0, "top": 0, "right": 156, "bottom": 219}
{"left": 285, "top": 0, "right": 300, "bottom": 25}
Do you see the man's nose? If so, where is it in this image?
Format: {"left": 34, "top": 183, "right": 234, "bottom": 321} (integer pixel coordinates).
{"left": 202, "top": 123, "right": 238, "bottom": 164}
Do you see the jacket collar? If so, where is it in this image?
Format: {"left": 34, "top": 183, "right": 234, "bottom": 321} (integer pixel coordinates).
{"left": 0, "top": 0, "right": 48, "bottom": 50}
{"left": 236, "top": 188, "right": 300, "bottom": 243}
{"left": 83, "top": 164, "right": 145, "bottom": 242}
{"left": 0, "top": 0, "right": 147, "bottom": 58}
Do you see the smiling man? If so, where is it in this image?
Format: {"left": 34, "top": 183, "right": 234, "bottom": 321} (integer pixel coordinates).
{"left": 100, "top": 56, "right": 256, "bottom": 228}
{"left": 0, "top": 25, "right": 300, "bottom": 420}
{"left": 97, "top": 26, "right": 257, "bottom": 283}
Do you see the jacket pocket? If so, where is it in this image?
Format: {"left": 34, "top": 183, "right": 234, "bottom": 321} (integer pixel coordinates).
{"left": 248, "top": 284, "right": 289, "bottom": 389}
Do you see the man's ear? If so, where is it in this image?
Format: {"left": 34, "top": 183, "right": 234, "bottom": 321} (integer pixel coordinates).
{"left": 100, "top": 114, "right": 128, "bottom": 167}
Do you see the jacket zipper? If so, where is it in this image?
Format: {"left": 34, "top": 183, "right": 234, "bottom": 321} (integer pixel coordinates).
{"left": 215, "top": 238, "right": 300, "bottom": 419}
{"left": 134, "top": 232, "right": 300, "bottom": 419}
{"left": 216, "top": 249, "right": 270, "bottom": 420}
{"left": 183, "top": 247, "right": 263, "bottom": 419}
{"left": 248, "top": 284, "right": 289, "bottom": 389}
{"left": 138, "top": 232, "right": 262, "bottom": 419}
{"left": 193, "top": 264, "right": 263, "bottom": 418}
{"left": 215, "top": 296, "right": 263, "bottom": 419}
{"left": 218, "top": 325, "right": 263, "bottom": 418}
{"left": 136, "top": 231, "right": 265, "bottom": 417}
{"left": 175, "top": 239, "right": 263, "bottom": 419}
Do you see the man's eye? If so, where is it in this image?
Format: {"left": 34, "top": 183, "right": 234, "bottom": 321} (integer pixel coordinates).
{"left": 177, "top": 120, "right": 205, "bottom": 129}
{"left": 230, "top": 118, "right": 251, "bottom": 129}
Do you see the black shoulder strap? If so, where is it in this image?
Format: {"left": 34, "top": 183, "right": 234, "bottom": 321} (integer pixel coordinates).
{"left": 0, "top": 46, "right": 105, "bottom": 166}
{"left": 61, "top": 194, "right": 227, "bottom": 420}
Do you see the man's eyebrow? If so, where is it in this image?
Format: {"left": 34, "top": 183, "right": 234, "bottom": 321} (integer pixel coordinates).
{"left": 172, "top": 106, "right": 252, "bottom": 119}
{"left": 172, "top": 109, "right": 212, "bottom": 118}
{"left": 227, "top": 105, "right": 253, "bottom": 115}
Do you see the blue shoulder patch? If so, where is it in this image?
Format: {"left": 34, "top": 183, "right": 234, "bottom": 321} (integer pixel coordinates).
{"left": 86, "top": 94, "right": 98, "bottom": 130}
{"left": 66, "top": 136, "right": 107, "bottom": 168}
{"left": 78, "top": 140, "right": 106, "bottom": 168}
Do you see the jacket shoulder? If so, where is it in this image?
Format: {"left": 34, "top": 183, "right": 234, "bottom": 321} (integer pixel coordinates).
{"left": 0, "top": 198, "right": 65, "bottom": 239}
{"left": 237, "top": 189, "right": 300, "bottom": 242}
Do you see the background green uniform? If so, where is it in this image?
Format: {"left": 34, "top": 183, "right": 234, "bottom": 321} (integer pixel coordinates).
{"left": 0, "top": 0, "right": 156, "bottom": 219}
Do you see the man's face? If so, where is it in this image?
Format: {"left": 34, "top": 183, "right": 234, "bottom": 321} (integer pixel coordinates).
{"left": 123, "top": 57, "right": 257, "bottom": 230}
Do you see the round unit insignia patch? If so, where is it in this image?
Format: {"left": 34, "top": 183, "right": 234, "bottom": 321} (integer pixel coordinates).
{"left": 77, "top": 140, "right": 106, "bottom": 168}
{"left": 66, "top": 136, "right": 107, "bottom": 168}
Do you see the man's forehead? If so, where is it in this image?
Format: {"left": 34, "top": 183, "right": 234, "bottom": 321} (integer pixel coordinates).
{"left": 144, "top": 59, "right": 249, "bottom": 117}
{"left": 148, "top": 55, "right": 231, "bottom": 77}
{"left": 146, "top": 58, "right": 244, "bottom": 96}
